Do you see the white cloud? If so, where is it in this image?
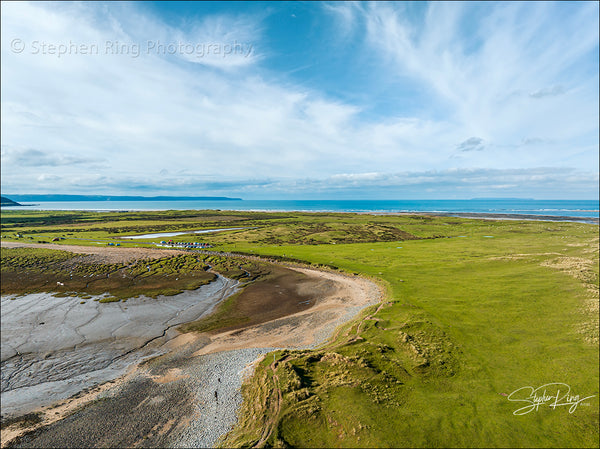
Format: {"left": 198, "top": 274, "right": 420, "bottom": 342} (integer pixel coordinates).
{"left": 0, "top": 1, "right": 597, "bottom": 199}
{"left": 322, "top": 2, "right": 361, "bottom": 39}
{"left": 3, "top": 147, "right": 102, "bottom": 167}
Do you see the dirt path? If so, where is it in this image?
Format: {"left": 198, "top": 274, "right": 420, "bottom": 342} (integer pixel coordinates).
{"left": 1, "top": 241, "right": 188, "bottom": 264}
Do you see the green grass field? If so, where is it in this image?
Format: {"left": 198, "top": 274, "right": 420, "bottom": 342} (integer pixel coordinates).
{"left": 222, "top": 230, "right": 599, "bottom": 447}
{"left": 1, "top": 210, "right": 598, "bottom": 447}
{"left": 211, "top": 216, "right": 599, "bottom": 447}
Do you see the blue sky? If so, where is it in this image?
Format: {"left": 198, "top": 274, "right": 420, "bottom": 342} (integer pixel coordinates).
{"left": 1, "top": 1, "right": 598, "bottom": 199}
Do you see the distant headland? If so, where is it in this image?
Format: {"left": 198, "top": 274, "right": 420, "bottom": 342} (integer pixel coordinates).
{"left": 3, "top": 195, "right": 242, "bottom": 202}
{"left": 1, "top": 196, "right": 23, "bottom": 206}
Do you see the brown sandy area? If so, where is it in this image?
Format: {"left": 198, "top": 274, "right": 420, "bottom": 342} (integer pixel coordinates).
{"left": 193, "top": 266, "right": 382, "bottom": 356}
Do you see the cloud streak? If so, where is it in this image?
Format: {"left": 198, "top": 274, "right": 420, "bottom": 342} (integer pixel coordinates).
{"left": 529, "top": 85, "right": 566, "bottom": 99}
{"left": 3, "top": 148, "right": 102, "bottom": 167}
{"left": 3, "top": 165, "right": 596, "bottom": 200}
{"left": 457, "top": 137, "right": 485, "bottom": 152}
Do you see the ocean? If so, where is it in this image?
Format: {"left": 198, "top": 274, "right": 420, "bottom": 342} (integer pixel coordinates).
{"left": 1, "top": 199, "right": 598, "bottom": 219}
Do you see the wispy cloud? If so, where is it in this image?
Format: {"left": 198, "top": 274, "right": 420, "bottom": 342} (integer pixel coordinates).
{"left": 3, "top": 166, "right": 596, "bottom": 200}
{"left": 457, "top": 137, "right": 485, "bottom": 152}
{"left": 520, "top": 137, "right": 545, "bottom": 146}
{"left": 3, "top": 147, "right": 102, "bottom": 167}
{"left": 321, "top": 2, "right": 361, "bottom": 40}
{"left": 0, "top": 1, "right": 597, "bottom": 199}
{"left": 529, "top": 85, "right": 566, "bottom": 99}
{"left": 357, "top": 1, "right": 599, "bottom": 148}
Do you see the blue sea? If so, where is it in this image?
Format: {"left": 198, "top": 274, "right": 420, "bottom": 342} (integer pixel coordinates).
{"left": 2, "top": 199, "right": 598, "bottom": 220}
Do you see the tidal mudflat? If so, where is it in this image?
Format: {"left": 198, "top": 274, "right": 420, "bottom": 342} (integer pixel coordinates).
{"left": 0, "top": 275, "right": 238, "bottom": 418}
{"left": 1, "top": 261, "right": 379, "bottom": 448}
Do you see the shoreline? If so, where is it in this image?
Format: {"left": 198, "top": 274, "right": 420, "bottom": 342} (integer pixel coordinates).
{"left": 1, "top": 203, "right": 597, "bottom": 223}
{"left": 0, "top": 275, "right": 240, "bottom": 418}
{"left": 1, "top": 208, "right": 597, "bottom": 228}
{"left": 0, "top": 247, "right": 382, "bottom": 448}
{"left": 405, "top": 211, "right": 598, "bottom": 224}
{"left": 350, "top": 210, "right": 600, "bottom": 225}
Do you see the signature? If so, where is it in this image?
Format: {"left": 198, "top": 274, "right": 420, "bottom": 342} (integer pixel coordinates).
{"left": 507, "top": 383, "right": 596, "bottom": 415}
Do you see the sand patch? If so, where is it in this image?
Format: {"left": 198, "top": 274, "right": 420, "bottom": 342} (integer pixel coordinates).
{"left": 193, "top": 267, "right": 383, "bottom": 356}
{"left": 149, "top": 368, "right": 190, "bottom": 384}
{"left": 488, "top": 252, "right": 562, "bottom": 261}
{"left": 541, "top": 255, "right": 599, "bottom": 345}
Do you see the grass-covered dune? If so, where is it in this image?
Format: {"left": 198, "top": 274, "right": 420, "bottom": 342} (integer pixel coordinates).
{"left": 1, "top": 210, "right": 598, "bottom": 447}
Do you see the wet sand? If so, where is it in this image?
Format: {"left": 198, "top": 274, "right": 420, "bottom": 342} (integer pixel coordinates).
{"left": 1, "top": 276, "right": 239, "bottom": 419}
{"left": 1, "top": 244, "right": 382, "bottom": 448}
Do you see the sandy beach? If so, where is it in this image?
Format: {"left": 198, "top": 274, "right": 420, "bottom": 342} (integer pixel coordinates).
{"left": 364, "top": 211, "right": 599, "bottom": 224}
{"left": 0, "top": 243, "right": 382, "bottom": 448}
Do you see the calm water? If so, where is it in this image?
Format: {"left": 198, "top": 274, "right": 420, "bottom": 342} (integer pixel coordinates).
{"left": 121, "top": 227, "right": 252, "bottom": 239}
{"left": 2, "top": 199, "right": 599, "bottom": 218}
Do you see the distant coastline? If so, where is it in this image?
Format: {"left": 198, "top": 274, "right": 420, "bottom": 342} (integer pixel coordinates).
{"left": 5, "top": 194, "right": 242, "bottom": 202}
{"left": 0, "top": 198, "right": 597, "bottom": 222}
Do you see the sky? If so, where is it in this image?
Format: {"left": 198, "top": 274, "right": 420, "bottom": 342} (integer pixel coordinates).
{"left": 1, "top": 1, "right": 598, "bottom": 200}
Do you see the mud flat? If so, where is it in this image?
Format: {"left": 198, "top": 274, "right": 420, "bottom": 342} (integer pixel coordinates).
{"left": 2, "top": 266, "right": 382, "bottom": 448}
{"left": 0, "top": 275, "right": 238, "bottom": 419}
{"left": 193, "top": 267, "right": 382, "bottom": 355}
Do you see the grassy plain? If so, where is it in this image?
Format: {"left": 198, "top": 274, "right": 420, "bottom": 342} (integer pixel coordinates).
{"left": 1, "top": 209, "right": 598, "bottom": 447}
{"left": 222, "top": 226, "right": 599, "bottom": 447}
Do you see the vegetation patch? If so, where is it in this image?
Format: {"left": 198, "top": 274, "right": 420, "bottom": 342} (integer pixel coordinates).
{"left": 219, "top": 218, "right": 599, "bottom": 448}
{"left": 1, "top": 249, "right": 217, "bottom": 300}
